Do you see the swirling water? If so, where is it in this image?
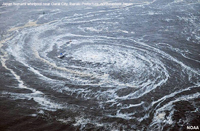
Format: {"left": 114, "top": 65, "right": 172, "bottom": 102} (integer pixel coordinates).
{"left": 0, "top": 0, "right": 200, "bottom": 130}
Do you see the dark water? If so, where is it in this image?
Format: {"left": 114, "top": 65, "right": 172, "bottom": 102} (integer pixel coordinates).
{"left": 0, "top": 0, "right": 200, "bottom": 130}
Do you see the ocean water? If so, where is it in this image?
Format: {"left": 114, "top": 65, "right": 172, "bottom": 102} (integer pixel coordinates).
{"left": 0, "top": 0, "right": 200, "bottom": 130}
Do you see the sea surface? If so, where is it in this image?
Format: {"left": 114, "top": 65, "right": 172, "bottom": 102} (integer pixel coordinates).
{"left": 0, "top": 0, "right": 200, "bottom": 130}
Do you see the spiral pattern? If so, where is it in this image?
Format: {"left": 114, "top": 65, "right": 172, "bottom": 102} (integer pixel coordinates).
{"left": 1, "top": 0, "right": 200, "bottom": 130}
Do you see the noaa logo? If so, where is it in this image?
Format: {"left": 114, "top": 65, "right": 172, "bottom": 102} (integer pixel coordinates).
{"left": 187, "top": 126, "right": 199, "bottom": 130}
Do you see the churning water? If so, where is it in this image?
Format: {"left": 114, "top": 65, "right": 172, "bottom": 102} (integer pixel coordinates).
{"left": 0, "top": 0, "right": 200, "bottom": 130}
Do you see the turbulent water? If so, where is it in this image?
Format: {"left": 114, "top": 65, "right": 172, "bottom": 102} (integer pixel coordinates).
{"left": 0, "top": 0, "right": 200, "bottom": 130}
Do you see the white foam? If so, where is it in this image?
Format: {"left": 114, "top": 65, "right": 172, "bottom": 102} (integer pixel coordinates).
{"left": 150, "top": 92, "right": 200, "bottom": 127}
